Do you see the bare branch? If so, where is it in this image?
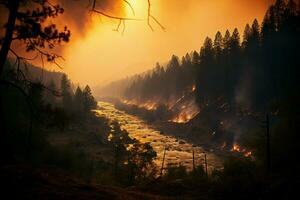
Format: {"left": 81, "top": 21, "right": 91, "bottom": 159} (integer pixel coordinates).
{"left": 147, "top": 0, "right": 154, "bottom": 31}
{"left": 150, "top": 15, "right": 166, "bottom": 31}
{"left": 90, "top": 0, "right": 165, "bottom": 32}
{"left": 123, "top": 0, "right": 135, "bottom": 16}
{"left": 122, "top": 20, "right": 126, "bottom": 35}
{"left": 27, "top": 39, "right": 65, "bottom": 69}
{"left": 90, "top": 8, "right": 142, "bottom": 21}
{"left": 113, "top": 19, "right": 122, "bottom": 32}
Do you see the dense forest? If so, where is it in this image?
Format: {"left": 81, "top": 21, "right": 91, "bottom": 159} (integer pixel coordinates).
{"left": 101, "top": 0, "right": 300, "bottom": 188}
{"left": 1, "top": 60, "right": 98, "bottom": 153}
{"left": 0, "top": 60, "right": 161, "bottom": 198}
{"left": 116, "top": 0, "right": 300, "bottom": 115}
{"left": 1, "top": 0, "right": 300, "bottom": 199}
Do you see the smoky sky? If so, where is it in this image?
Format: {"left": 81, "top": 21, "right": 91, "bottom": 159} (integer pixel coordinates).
{"left": 57, "top": 0, "right": 124, "bottom": 35}
{"left": 1, "top": 0, "right": 126, "bottom": 62}
{"left": 1, "top": 0, "right": 278, "bottom": 87}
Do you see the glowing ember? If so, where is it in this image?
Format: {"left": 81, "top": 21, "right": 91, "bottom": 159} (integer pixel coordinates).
{"left": 172, "top": 114, "right": 193, "bottom": 123}
{"left": 140, "top": 101, "right": 157, "bottom": 110}
{"left": 107, "top": 133, "right": 113, "bottom": 141}
{"left": 231, "top": 143, "right": 252, "bottom": 158}
{"left": 170, "top": 92, "right": 200, "bottom": 124}
{"left": 192, "top": 85, "right": 196, "bottom": 92}
{"left": 244, "top": 151, "right": 252, "bottom": 157}
{"left": 231, "top": 143, "right": 242, "bottom": 152}
{"left": 170, "top": 96, "right": 200, "bottom": 123}
{"left": 171, "top": 111, "right": 200, "bottom": 123}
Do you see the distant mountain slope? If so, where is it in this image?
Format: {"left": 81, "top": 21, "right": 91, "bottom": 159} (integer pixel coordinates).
{"left": 5, "top": 58, "right": 64, "bottom": 87}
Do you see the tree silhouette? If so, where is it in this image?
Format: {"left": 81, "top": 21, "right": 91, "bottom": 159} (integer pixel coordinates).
{"left": 74, "top": 86, "right": 84, "bottom": 113}
{"left": 0, "top": 0, "right": 71, "bottom": 77}
{"left": 44, "top": 79, "right": 57, "bottom": 106}
{"left": 60, "top": 74, "right": 72, "bottom": 111}
{"left": 83, "top": 85, "right": 97, "bottom": 111}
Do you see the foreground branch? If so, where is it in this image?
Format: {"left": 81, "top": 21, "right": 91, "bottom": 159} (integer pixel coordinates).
{"left": 90, "top": 0, "right": 165, "bottom": 33}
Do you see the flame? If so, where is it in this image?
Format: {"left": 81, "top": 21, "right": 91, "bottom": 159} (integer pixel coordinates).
{"left": 191, "top": 85, "right": 196, "bottom": 92}
{"left": 122, "top": 99, "right": 158, "bottom": 110}
{"left": 170, "top": 95, "right": 200, "bottom": 124}
{"left": 231, "top": 143, "right": 252, "bottom": 157}
{"left": 171, "top": 114, "right": 192, "bottom": 123}
{"left": 140, "top": 101, "right": 157, "bottom": 110}
{"left": 244, "top": 151, "right": 252, "bottom": 157}
{"left": 171, "top": 110, "right": 200, "bottom": 123}
{"left": 126, "top": 144, "right": 134, "bottom": 151}
{"left": 107, "top": 133, "right": 113, "bottom": 141}
{"left": 231, "top": 143, "right": 242, "bottom": 152}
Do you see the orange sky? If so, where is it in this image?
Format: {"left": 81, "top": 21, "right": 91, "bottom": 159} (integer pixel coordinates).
{"left": 45, "top": 0, "right": 274, "bottom": 87}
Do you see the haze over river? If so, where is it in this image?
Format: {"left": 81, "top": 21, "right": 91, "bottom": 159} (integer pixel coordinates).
{"left": 95, "top": 101, "right": 222, "bottom": 173}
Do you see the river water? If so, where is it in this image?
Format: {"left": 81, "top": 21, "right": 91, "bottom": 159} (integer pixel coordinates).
{"left": 95, "top": 101, "right": 222, "bottom": 173}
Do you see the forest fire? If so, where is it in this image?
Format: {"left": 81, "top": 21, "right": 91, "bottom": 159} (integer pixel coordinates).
{"left": 171, "top": 114, "right": 193, "bottom": 123}
{"left": 122, "top": 99, "right": 158, "bottom": 110}
{"left": 165, "top": 83, "right": 200, "bottom": 124}
{"left": 140, "top": 101, "right": 157, "bottom": 110}
{"left": 231, "top": 143, "right": 252, "bottom": 157}
{"left": 171, "top": 109, "right": 200, "bottom": 123}
{"left": 170, "top": 92, "right": 200, "bottom": 124}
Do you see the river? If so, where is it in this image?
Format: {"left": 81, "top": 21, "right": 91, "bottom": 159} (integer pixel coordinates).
{"left": 95, "top": 101, "right": 222, "bottom": 173}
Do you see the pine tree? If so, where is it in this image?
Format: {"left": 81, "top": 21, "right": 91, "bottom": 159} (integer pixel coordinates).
{"left": 200, "top": 37, "right": 214, "bottom": 58}
{"left": 242, "top": 24, "right": 251, "bottom": 49}
{"left": 74, "top": 86, "right": 84, "bottom": 113}
{"left": 83, "top": 85, "right": 97, "bottom": 111}
{"left": 192, "top": 51, "right": 200, "bottom": 66}
{"left": 223, "top": 30, "right": 231, "bottom": 51}
{"left": 230, "top": 28, "right": 241, "bottom": 52}
{"left": 60, "top": 74, "right": 73, "bottom": 110}
{"left": 250, "top": 19, "right": 260, "bottom": 47}
{"left": 214, "top": 31, "right": 223, "bottom": 57}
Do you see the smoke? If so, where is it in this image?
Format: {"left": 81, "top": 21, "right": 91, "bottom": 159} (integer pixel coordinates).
{"left": 0, "top": 0, "right": 128, "bottom": 70}
{"left": 56, "top": 0, "right": 125, "bottom": 36}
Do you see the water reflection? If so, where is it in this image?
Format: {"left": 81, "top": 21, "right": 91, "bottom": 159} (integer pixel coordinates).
{"left": 95, "top": 101, "right": 222, "bottom": 172}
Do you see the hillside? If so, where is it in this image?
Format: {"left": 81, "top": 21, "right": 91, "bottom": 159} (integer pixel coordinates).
{"left": 1, "top": 165, "right": 171, "bottom": 200}
{"left": 5, "top": 58, "right": 64, "bottom": 86}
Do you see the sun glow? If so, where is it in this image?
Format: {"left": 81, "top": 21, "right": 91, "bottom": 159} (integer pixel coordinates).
{"left": 124, "top": 0, "right": 148, "bottom": 17}
{"left": 57, "top": 0, "right": 274, "bottom": 87}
